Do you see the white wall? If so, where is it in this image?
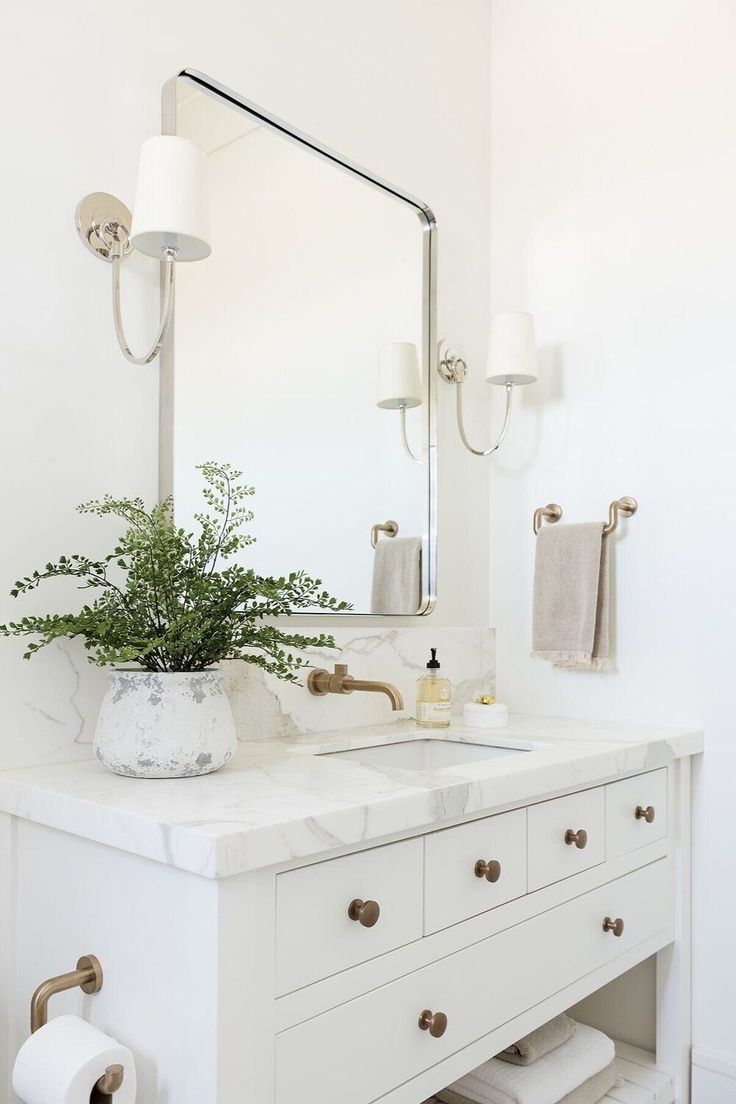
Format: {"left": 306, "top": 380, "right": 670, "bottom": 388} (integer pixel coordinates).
{"left": 488, "top": 0, "right": 736, "bottom": 1089}
{"left": 0, "top": 0, "right": 493, "bottom": 771}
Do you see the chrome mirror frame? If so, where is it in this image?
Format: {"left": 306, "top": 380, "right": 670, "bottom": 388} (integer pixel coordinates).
{"left": 159, "top": 69, "right": 437, "bottom": 615}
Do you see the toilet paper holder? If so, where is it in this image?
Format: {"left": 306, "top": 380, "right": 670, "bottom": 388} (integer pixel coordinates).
{"left": 30, "top": 954, "right": 124, "bottom": 1102}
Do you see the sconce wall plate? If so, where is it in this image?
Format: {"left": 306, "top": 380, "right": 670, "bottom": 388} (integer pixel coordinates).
{"left": 76, "top": 193, "right": 135, "bottom": 262}
{"left": 437, "top": 346, "right": 469, "bottom": 385}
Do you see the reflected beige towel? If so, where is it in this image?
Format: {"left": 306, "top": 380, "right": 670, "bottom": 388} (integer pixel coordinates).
{"left": 531, "top": 523, "right": 610, "bottom": 670}
{"left": 498, "top": 1014, "right": 577, "bottom": 1066}
{"left": 371, "top": 537, "right": 422, "bottom": 615}
{"left": 438, "top": 1059, "right": 620, "bottom": 1104}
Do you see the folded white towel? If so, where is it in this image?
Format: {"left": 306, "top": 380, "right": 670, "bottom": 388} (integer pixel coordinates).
{"left": 438, "top": 1023, "right": 615, "bottom": 1104}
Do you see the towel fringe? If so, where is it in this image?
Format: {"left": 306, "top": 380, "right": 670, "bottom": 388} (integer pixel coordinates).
{"left": 530, "top": 651, "right": 613, "bottom": 672}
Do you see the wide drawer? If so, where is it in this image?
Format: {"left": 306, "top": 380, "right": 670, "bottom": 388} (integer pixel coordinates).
{"left": 275, "top": 859, "right": 673, "bottom": 1104}
{"left": 606, "top": 768, "right": 667, "bottom": 859}
{"left": 527, "top": 786, "right": 605, "bottom": 891}
{"left": 424, "top": 808, "right": 527, "bottom": 933}
{"left": 275, "top": 838, "right": 423, "bottom": 995}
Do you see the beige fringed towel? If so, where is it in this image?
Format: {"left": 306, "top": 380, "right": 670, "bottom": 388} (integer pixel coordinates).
{"left": 532, "top": 522, "right": 611, "bottom": 670}
{"left": 498, "top": 1014, "right": 577, "bottom": 1066}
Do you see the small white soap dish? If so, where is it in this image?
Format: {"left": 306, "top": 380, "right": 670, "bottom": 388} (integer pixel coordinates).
{"left": 463, "top": 700, "right": 509, "bottom": 729}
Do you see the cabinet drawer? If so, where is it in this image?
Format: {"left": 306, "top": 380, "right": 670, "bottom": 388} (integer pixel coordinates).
{"left": 424, "top": 809, "right": 527, "bottom": 933}
{"left": 275, "top": 859, "right": 673, "bottom": 1104}
{"left": 528, "top": 787, "right": 605, "bottom": 891}
{"left": 606, "top": 769, "right": 667, "bottom": 859}
{"left": 275, "top": 838, "right": 423, "bottom": 995}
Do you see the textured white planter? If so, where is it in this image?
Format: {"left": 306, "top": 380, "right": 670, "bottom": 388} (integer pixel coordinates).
{"left": 94, "top": 669, "right": 237, "bottom": 779}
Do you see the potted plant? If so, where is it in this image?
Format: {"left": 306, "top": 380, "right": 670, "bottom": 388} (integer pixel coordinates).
{"left": 0, "top": 462, "right": 348, "bottom": 778}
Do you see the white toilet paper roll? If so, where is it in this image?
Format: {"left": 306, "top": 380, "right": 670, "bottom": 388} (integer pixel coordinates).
{"left": 13, "top": 1015, "right": 136, "bottom": 1104}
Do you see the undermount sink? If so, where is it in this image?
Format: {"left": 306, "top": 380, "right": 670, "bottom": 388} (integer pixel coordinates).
{"left": 319, "top": 737, "right": 531, "bottom": 771}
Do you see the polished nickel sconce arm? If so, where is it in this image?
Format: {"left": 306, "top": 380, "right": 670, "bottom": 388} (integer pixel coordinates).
{"left": 399, "top": 406, "right": 422, "bottom": 463}
{"left": 76, "top": 192, "right": 178, "bottom": 367}
{"left": 438, "top": 348, "right": 515, "bottom": 457}
{"left": 110, "top": 239, "right": 177, "bottom": 366}
{"left": 455, "top": 378, "right": 513, "bottom": 457}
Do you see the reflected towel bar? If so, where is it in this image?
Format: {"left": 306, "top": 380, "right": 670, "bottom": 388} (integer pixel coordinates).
{"left": 533, "top": 497, "right": 638, "bottom": 536}
{"left": 371, "top": 519, "right": 399, "bottom": 548}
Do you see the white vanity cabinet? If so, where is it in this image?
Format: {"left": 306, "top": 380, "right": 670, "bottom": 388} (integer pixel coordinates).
{"left": 0, "top": 722, "right": 699, "bottom": 1104}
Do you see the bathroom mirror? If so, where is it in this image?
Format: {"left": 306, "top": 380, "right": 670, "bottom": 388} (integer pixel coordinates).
{"left": 161, "top": 70, "right": 436, "bottom": 615}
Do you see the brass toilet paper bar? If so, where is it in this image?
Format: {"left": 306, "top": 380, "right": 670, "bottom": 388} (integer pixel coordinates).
{"left": 29, "top": 954, "right": 124, "bottom": 1101}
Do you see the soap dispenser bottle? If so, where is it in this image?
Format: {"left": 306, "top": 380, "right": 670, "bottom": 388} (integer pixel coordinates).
{"left": 416, "top": 648, "right": 452, "bottom": 728}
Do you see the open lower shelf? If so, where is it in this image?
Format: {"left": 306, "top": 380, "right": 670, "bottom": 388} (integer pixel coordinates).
{"left": 424, "top": 1040, "right": 673, "bottom": 1104}
{"left": 601, "top": 1042, "right": 673, "bottom": 1104}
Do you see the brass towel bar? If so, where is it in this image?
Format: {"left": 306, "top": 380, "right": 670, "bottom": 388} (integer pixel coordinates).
{"left": 533, "top": 497, "right": 638, "bottom": 537}
{"left": 29, "top": 954, "right": 125, "bottom": 1101}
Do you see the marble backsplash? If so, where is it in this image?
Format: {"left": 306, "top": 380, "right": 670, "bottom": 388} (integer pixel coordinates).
{"left": 222, "top": 626, "right": 495, "bottom": 742}
{"left": 0, "top": 627, "right": 494, "bottom": 770}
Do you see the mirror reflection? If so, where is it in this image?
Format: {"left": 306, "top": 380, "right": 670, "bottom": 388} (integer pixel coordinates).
{"left": 169, "top": 75, "right": 435, "bottom": 615}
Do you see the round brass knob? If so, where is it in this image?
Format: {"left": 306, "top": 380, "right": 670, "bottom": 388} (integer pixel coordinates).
{"left": 474, "top": 859, "right": 502, "bottom": 883}
{"left": 418, "top": 1009, "right": 448, "bottom": 1038}
{"left": 348, "top": 899, "right": 380, "bottom": 927}
{"left": 635, "top": 805, "right": 655, "bottom": 823}
{"left": 603, "top": 916, "right": 624, "bottom": 937}
{"left": 564, "top": 828, "right": 588, "bottom": 849}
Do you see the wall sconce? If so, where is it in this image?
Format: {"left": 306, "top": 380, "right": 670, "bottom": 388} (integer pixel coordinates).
{"left": 75, "top": 136, "right": 210, "bottom": 365}
{"left": 438, "top": 311, "right": 538, "bottom": 456}
{"left": 377, "top": 342, "right": 422, "bottom": 463}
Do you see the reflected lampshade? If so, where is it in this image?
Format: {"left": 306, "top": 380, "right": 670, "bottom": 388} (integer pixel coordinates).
{"left": 486, "top": 312, "right": 538, "bottom": 385}
{"left": 130, "top": 136, "right": 211, "bottom": 262}
{"left": 377, "top": 343, "right": 422, "bottom": 409}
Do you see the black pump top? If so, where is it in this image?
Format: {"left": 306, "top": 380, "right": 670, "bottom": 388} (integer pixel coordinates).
{"left": 427, "top": 648, "right": 441, "bottom": 670}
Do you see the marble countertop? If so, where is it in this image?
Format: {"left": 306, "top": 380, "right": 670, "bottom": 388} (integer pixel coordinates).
{"left": 0, "top": 715, "right": 703, "bottom": 879}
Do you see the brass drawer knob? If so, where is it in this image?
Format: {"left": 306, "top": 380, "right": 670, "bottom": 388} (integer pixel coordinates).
{"left": 603, "top": 916, "right": 625, "bottom": 937}
{"left": 564, "top": 828, "right": 588, "bottom": 849}
{"left": 348, "top": 899, "right": 380, "bottom": 927}
{"left": 474, "top": 859, "right": 502, "bottom": 883}
{"left": 635, "top": 805, "right": 655, "bottom": 823}
{"left": 418, "top": 1009, "right": 448, "bottom": 1038}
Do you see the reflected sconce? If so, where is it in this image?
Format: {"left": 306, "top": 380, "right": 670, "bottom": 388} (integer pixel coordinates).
{"left": 75, "top": 136, "right": 211, "bottom": 365}
{"left": 438, "top": 311, "right": 538, "bottom": 456}
{"left": 377, "top": 342, "right": 422, "bottom": 463}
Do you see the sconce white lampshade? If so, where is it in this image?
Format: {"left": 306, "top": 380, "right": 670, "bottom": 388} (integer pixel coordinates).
{"left": 130, "top": 136, "right": 211, "bottom": 262}
{"left": 377, "top": 342, "right": 422, "bottom": 409}
{"left": 486, "top": 311, "right": 538, "bottom": 385}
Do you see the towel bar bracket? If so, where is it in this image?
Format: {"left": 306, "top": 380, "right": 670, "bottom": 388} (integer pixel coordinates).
{"left": 532, "top": 503, "right": 563, "bottom": 536}
{"left": 371, "top": 519, "right": 399, "bottom": 548}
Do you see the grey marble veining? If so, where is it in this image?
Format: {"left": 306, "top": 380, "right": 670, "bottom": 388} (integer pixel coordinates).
{"left": 223, "top": 626, "right": 495, "bottom": 741}
{"left": 0, "top": 714, "right": 702, "bottom": 880}
{"left": 0, "top": 627, "right": 493, "bottom": 771}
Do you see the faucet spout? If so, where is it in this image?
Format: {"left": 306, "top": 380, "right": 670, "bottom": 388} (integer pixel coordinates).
{"left": 307, "top": 664, "right": 404, "bottom": 711}
{"left": 345, "top": 677, "right": 404, "bottom": 710}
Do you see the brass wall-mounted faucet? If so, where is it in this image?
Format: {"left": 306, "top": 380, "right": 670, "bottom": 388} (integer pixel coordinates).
{"left": 307, "top": 663, "right": 404, "bottom": 711}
